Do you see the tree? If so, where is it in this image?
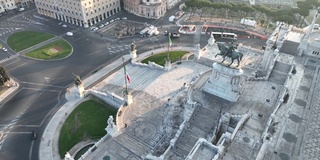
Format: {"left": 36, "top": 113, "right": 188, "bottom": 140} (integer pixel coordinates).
{"left": 0, "top": 66, "right": 10, "bottom": 86}
{"left": 240, "top": 4, "right": 256, "bottom": 20}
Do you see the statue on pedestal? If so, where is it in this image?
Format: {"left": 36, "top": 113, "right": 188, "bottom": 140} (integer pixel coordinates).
{"left": 74, "top": 74, "right": 82, "bottom": 87}
{"left": 73, "top": 73, "right": 85, "bottom": 98}
{"left": 131, "top": 41, "right": 136, "bottom": 52}
{"left": 208, "top": 32, "right": 216, "bottom": 46}
{"left": 64, "top": 152, "right": 74, "bottom": 160}
{"left": 215, "top": 41, "right": 243, "bottom": 67}
{"left": 130, "top": 41, "right": 137, "bottom": 62}
{"left": 107, "top": 115, "right": 115, "bottom": 128}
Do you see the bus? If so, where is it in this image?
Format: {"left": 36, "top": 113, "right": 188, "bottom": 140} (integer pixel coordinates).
{"left": 211, "top": 32, "right": 238, "bottom": 40}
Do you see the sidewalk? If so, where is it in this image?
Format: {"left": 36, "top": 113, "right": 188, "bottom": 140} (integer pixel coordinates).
{"left": 39, "top": 46, "right": 195, "bottom": 160}
{"left": 0, "top": 79, "right": 19, "bottom": 103}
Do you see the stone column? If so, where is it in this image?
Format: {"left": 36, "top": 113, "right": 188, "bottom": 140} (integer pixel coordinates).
{"left": 194, "top": 44, "right": 201, "bottom": 61}
{"left": 125, "top": 93, "right": 133, "bottom": 106}
{"left": 164, "top": 59, "right": 172, "bottom": 71}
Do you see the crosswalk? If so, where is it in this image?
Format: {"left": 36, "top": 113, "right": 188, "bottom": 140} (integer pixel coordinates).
{"left": 107, "top": 42, "right": 131, "bottom": 55}
{"left": 0, "top": 28, "right": 22, "bottom": 37}
{"left": 0, "top": 54, "right": 20, "bottom": 64}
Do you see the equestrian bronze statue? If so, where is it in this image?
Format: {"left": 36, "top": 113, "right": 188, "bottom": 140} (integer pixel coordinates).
{"left": 215, "top": 41, "right": 243, "bottom": 67}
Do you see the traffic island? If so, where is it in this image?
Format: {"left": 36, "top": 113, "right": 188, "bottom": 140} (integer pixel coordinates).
{"left": 24, "top": 39, "right": 72, "bottom": 60}
{"left": 7, "top": 31, "right": 54, "bottom": 52}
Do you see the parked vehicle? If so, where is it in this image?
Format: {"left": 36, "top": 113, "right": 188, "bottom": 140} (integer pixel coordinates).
{"left": 105, "top": 22, "right": 109, "bottom": 25}
{"left": 99, "top": 24, "right": 105, "bottom": 28}
{"left": 18, "top": 8, "right": 25, "bottom": 12}
{"left": 115, "top": 18, "right": 120, "bottom": 21}
{"left": 122, "top": 17, "right": 127, "bottom": 20}
{"left": 58, "top": 22, "right": 63, "bottom": 25}
{"left": 2, "top": 47, "right": 7, "bottom": 52}
{"left": 165, "top": 31, "right": 180, "bottom": 38}
{"left": 110, "top": 19, "right": 114, "bottom": 23}
{"left": 62, "top": 24, "right": 67, "bottom": 28}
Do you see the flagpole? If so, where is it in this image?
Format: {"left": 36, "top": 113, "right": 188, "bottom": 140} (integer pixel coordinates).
{"left": 122, "top": 57, "right": 128, "bottom": 95}
{"left": 168, "top": 34, "right": 170, "bottom": 52}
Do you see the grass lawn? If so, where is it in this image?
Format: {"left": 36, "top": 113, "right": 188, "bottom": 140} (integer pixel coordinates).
{"left": 25, "top": 39, "right": 72, "bottom": 60}
{"left": 0, "top": 44, "right": 2, "bottom": 48}
{"left": 59, "top": 98, "right": 118, "bottom": 158}
{"left": 7, "top": 31, "right": 54, "bottom": 52}
{"left": 141, "top": 51, "right": 189, "bottom": 66}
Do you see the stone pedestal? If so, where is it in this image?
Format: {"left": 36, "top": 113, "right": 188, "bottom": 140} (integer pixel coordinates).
{"left": 105, "top": 115, "right": 120, "bottom": 137}
{"left": 130, "top": 50, "right": 137, "bottom": 62}
{"left": 203, "top": 62, "right": 243, "bottom": 102}
{"left": 194, "top": 43, "right": 201, "bottom": 61}
{"left": 164, "top": 60, "right": 172, "bottom": 71}
{"left": 77, "top": 84, "right": 84, "bottom": 98}
{"left": 125, "top": 92, "right": 133, "bottom": 106}
{"left": 106, "top": 126, "right": 119, "bottom": 137}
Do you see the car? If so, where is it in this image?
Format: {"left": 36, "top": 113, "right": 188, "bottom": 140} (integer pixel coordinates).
{"left": 121, "top": 17, "right": 127, "bottom": 20}
{"left": 18, "top": 8, "right": 25, "bottom": 12}
{"left": 115, "top": 18, "right": 120, "bottom": 21}
{"left": 110, "top": 19, "right": 114, "bottom": 23}
{"left": 58, "top": 22, "right": 63, "bottom": 25}
{"left": 99, "top": 24, "right": 104, "bottom": 28}
{"left": 105, "top": 22, "right": 109, "bottom": 25}
{"left": 62, "top": 24, "right": 67, "bottom": 28}
{"left": 32, "top": 131, "right": 37, "bottom": 140}
{"left": 2, "top": 48, "right": 7, "bottom": 52}
{"left": 66, "top": 32, "right": 73, "bottom": 36}
{"left": 93, "top": 27, "right": 98, "bottom": 31}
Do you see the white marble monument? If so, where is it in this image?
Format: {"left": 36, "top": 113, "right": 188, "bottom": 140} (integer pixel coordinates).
{"left": 203, "top": 62, "right": 243, "bottom": 102}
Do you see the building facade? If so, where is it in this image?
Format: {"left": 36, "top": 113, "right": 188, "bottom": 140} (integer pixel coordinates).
{"left": 0, "top": 0, "right": 17, "bottom": 13}
{"left": 34, "top": 0, "right": 121, "bottom": 28}
{"left": 123, "top": 0, "right": 180, "bottom": 19}
{"left": 15, "top": 0, "right": 35, "bottom": 7}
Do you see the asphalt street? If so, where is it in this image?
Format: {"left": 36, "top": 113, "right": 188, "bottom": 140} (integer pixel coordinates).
{"left": 0, "top": 4, "right": 267, "bottom": 160}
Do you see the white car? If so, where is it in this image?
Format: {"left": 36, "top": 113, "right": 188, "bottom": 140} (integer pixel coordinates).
{"left": 62, "top": 24, "right": 67, "bottom": 28}
{"left": 105, "top": 22, "right": 109, "bottom": 25}
{"left": 66, "top": 32, "right": 73, "bottom": 36}
{"left": 93, "top": 27, "right": 98, "bottom": 31}
{"left": 110, "top": 19, "right": 114, "bottom": 23}
{"left": 122, "top": 17, "right": 127, "bottom": 20}
{"left": 99, "top": 24, "right": 105, "bottom": 28}
{"left": 2, "top": 48, "right": 7, "bottom": 52}
{"left": 115, "top": 18, "right": 120, "bottom": 21}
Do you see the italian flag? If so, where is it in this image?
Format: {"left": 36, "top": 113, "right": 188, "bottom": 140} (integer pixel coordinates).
{"left": 124, "top": 65, "right": 131, "bottom": 83}
{"left": 168, "top": 35, "right": 172, "bottom": 49}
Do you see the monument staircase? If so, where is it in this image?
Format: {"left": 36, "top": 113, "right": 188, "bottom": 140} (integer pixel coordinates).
{"left": 173, "top": 105, "right": 218, "bottom": 158}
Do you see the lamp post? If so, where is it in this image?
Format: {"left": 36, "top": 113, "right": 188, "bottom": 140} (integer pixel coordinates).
{"left": 122, "top": 56, "right": 128, "bottom": 96}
